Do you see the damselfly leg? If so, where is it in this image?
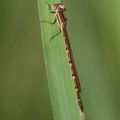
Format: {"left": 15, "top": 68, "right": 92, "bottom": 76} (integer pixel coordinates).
{"left": 40, "top": 18, "right": 61, "bottom": 41}
{"left": 40, "top": 14, "right": 56, "bottom": 24}
{"left": 50, "top": 26, "right": 61, "bottom": 41}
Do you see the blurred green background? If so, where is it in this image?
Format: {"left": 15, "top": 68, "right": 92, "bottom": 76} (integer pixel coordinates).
{"left": 0, "top": 0, "right": 120, "bottom": 120}
{"left": 0, "top": 0, "right": 53, "bottom": 120}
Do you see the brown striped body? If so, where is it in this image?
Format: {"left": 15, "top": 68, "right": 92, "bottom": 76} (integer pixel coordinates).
{"left": 49, "top": 3, "right": 84, "bottom": 115}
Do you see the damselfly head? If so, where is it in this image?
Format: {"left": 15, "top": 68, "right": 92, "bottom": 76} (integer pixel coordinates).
{"left": 55, "top": 4, "right": 66, "bottom": 11}
{"left": 45, "top": 1, "right": 66, "bottom": 12}
{"left": 57, "top": 3, "right": 66, "bottom": 10}
{"left": 50, "top": 3, "right": 66, "bottom": 12}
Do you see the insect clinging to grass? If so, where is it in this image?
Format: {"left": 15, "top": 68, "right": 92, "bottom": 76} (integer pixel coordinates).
{"left": 40, "top": 2, "right": 84, "bottom": 116}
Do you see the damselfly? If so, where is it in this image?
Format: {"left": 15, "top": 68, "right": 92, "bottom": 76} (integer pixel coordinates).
{"left": 40, "top": 2, "right": 84, "bottom": 116}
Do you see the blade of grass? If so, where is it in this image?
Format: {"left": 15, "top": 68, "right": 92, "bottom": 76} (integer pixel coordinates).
{"left": 37, "top": 0, "right": 85, "bottom": 120}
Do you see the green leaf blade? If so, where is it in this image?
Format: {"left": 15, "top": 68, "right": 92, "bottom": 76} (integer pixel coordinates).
{"left": 38, "top": 0, "right": 85, "bottom": 120}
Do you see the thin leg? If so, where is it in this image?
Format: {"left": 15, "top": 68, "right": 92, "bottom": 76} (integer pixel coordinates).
{"left": 40, "top": 14, "right": 57, "bottom": 25}
{"left": 45, "top": 1, "right": 52, "bottom": 12}
{"left": 49, "top": 27, "right": 61, "bottom": 42}
{"left": 40, "top": 19, "right": 56, "bottom": 25}
{"left": 45, "top": 1, "right": 56, "bottom": 13}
